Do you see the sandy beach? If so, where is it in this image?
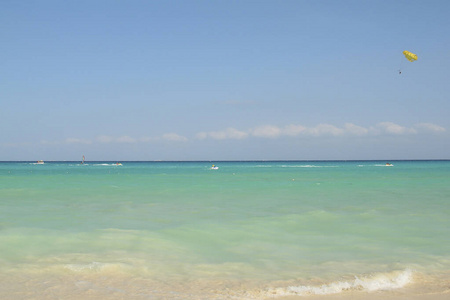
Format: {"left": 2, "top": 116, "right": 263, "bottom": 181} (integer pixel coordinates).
{"left": 0, "top": 270, "right": 448, "bottom": 300}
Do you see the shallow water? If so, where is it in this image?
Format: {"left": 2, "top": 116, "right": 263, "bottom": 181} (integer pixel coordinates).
{"left": 1, "top": 161, "right": 449, "bottom": 298}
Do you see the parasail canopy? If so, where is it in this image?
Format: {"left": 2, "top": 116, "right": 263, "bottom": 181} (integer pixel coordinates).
{"left": 403, "top": 50, "right": 418, "bottom": 62}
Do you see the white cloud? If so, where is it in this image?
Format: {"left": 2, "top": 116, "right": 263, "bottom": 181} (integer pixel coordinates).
{"left": 194, "top": 122, "right": 446, "bottom": 141}
{"left": 250, "top": 123, "right": 361, "bottom": 138}
{"left": 283, "top": 124, "right": 307, "bottom": 136}
{"left": 196, "top": 127, "right": 248, "bottom": 140}
{"left": 65, "top": 138, "right": 92, "bottom": 144}
{"left": 414, "top": 123, "right": 446, "bottom": 133}
{"left": 306, "top": 124, "right": 344, "bottom": 137}
{"left": 162, "top": 133, "right": 188, "bottom": 142}
{"left": 40, "top": 122, "right": 445, "bottom": 147}
{"left": 116, "top": 136, "right": 136, "bottom": 143}
{"left": 344, "top": 123, "right": 369, "bottom": 136}
{"left": 94, "top": 134, "right": 188, "bottom": 143}
{"left": 251, "top": 125, "right": 282, "bottom": 138}
{"left": 139, "top": 136, "right": 159, "bottom": 143}
{"left": 375, "top": 122, "right": 417, "bottom": 135}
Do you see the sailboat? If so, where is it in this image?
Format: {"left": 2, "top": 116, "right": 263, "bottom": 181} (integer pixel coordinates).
{"left": 81, "top": 155, "right": 85, "bottom": 164}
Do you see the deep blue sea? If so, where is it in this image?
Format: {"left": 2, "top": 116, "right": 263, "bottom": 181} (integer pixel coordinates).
{"left": 0, "top": 161, "right": 449, "bottom": 299}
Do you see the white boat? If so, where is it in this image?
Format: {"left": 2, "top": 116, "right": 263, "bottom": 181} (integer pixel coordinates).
{"left": 36, "top": 160, "right": 44, "bottom": 164}
{"left": 210, "top": 165, "right": 219, "bottom": 170}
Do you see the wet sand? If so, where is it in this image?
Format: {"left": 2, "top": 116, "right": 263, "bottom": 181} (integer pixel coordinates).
{"left": 275, "top": 286, "right": 450, "bottom": 300}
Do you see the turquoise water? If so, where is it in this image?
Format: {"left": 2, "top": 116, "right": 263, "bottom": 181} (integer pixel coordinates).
{"left": 0, "top": 161, "right": 449, "bottom": 298}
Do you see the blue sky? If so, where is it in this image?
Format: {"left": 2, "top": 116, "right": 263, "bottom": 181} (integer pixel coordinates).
{"left": 1, "top": 0, "right": 449, "bottom": 161}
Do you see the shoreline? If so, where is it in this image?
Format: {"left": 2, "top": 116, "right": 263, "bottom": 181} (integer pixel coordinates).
{"left": 1, "top": 270, "right": 448, "bottom": 299}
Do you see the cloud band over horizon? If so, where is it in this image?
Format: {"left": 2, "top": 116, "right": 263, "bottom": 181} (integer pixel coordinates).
{"left": 25, "top": 121, "right": 447, "bottom": 147}
{"left": 195, "top": 122, "right": 445, "bottom": 141}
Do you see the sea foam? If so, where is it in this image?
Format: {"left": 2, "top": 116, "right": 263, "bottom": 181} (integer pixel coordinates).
{"left": 266, "top": 269, "right": 413, "bottom": 297}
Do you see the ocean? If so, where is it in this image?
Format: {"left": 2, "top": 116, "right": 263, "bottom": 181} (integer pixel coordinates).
{"left": 0, "top": 160, "right": 449, "bottom": 299}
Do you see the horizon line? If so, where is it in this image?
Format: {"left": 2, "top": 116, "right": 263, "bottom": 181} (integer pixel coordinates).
{"left": 2, "top": 159, "right": 449, "bottom": 163}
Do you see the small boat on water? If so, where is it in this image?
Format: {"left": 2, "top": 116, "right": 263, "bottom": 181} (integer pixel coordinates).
{"left": 36, "top": 160, "right": 44, "bottom": 164}
{"left": 210, "top": 164, "right": 219, "bottom": 170}
{"left": 386, "top": 163, "right": 393, "bottom": 166}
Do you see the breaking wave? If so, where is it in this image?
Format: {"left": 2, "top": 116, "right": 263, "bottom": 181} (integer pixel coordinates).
{"left": 265, "top": 269, "right": 413, "bottom": 297}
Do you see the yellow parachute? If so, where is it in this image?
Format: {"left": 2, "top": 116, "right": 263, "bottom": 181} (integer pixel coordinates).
{"left": 403, "top": 50, "right": 418, "bottom": 62}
